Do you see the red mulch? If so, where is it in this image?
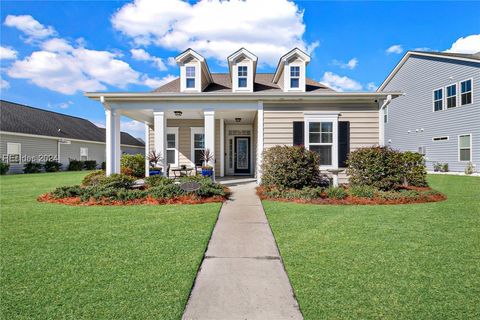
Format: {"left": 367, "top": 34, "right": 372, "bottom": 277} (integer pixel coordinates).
{"left": 256, "top": 186, "right": 447, "bottom": 206}
{"left": 37, "top": 193, "right": 226, "bottom": 206}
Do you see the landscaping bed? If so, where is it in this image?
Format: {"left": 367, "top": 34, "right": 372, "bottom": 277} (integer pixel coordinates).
{"left": 38, "top": 170, "right": 229, "bottom": 206}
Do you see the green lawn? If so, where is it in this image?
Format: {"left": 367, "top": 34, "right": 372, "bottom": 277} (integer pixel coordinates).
{"left": 1, "top": 171, "right": 221, "bottom": 319}
{"left": 264, "top": 175, "right": 480, "bottom": 319}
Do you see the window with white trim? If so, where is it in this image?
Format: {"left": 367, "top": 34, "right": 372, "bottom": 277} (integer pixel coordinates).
{"left": 290, "top": 66, "right": 300, "bottom": 88}
{"left": 186, "top": 66, "right": 195, "bottom": 89}
{"left": 433, "top": 88, "right": 443, "bottom": 111}
{"left": 80, "top": 147, "right": 88, "bottom": 161}
{"left": 458, "top": 134, "right": 471, "bottom": 161}
{"left": 166, "top": 128, "right": 179, "bottom": 167}
{"left": 6, "top": 142, "right": 21, "bottom": 164}
{"left": 446, "top": 84, "right": 457, "bottom": 109}
{"left": 238, "top": 66, "right": 247, "bottom": 88}
{"left": 304, "top": 115, "right": 338, "bottom": 168}
{"left": 460, "top": 79, "right": 472, "bottom": 105}
{"left": 191, "top": 128, "right": 205, "bottom": 166}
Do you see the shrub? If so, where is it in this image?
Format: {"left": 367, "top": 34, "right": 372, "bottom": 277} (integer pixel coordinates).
{"left": 261, "top": 145, "right": 321, "bottom": 189}
{"left": 80, "top": 186, "right": 119, "bottom": 202}
{"left": 82, "top": 170, "right": 106, "bottom": 186}
{"left": 44, "top": 160, "right": 62, "bottom": 172}
{"left": 465, "top": 162, "right": 475, "bottom": 175}
{"left": 148, "top": 184, "right": 185, "bottom": 199}
{"left": 116, "top": 189, "right": 148, "bottom": 201}
{"left": 84, "top": 160, "right": 97, "bottom": 170}
{"left": 347, "top": 147, "right": 404, "bottom": 191}
{"left": 23, "top": 161, "right": 42, "bottom": 173}
{"left": 0, "top": 161, "right": 10, "bottom": 175}
{"left": 193, "top": 178, "right": 226, "bottom": 197}
{"left": 401, "top": 152, "right": 427, "bottom": 187}
{"left": 442, "top": 163, "right": 449, "bottom": 172}
{"left": 348, "top": 185, "right": 377, "bottom": 198}
{"left": 325, "top": 187, "right": 347, "bottom": 200}
{"left": 51, "top": 185, "right": 83, "bottom": 199}
{"left": 101, "top": 174, "right": 135, "bottom": 189}
{"left": 68, "top": 159, "right": 84, "bottom": 171}
{"left": 263, "top": 186, "right": 323, "bottom": 200}
{"left": 145, "top": 175, "right": 173, "bottom": 187}
{"left": 101, "top": 161, "right": 106, "bottom": 170}
{"left": 120, "top": 154, "right": 145, "bottom": 178}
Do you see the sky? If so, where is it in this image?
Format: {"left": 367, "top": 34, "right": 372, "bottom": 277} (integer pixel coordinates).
{"left": 1, "top": 0, "right": 479, "bottom": 139}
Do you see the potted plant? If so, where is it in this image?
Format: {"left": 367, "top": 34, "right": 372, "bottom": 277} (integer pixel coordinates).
{"left": 201, "top": 148, "right": 214, "bottom": 178}
{"left": 148, "top": 150, "right": 163, "bottom": 176}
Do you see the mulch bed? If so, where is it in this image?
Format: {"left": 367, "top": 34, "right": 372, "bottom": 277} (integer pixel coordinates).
{"left": 256, "top": 186, "right": 447, "bottom": 205}
{"left": 38, "top": 193, "right": 227, "bottom": 206}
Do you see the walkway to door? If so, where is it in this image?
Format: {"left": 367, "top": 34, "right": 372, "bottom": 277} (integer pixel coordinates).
{"left": 182, "top": 180, "right": 303, "bottom": 319}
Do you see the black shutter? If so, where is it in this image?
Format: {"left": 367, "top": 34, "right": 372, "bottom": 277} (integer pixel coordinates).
{"left": 293, "top": 121, "right": 304, "bottom": 146}
{"left": 338, "top": 121, "right": 350, "bottom": 167}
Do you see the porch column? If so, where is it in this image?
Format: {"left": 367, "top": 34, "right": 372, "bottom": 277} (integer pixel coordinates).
{"left": 204, "top": 110, "right": 215, "bottom": 177}
{"left": 378, "top": 99, "right": 385, "bottom": 146}
{"left": 256, "top": 101, "right": 264, "bottom": 183}
{"left": 154, "top": 111, "right": 167, "bottom": 176}
{"left": 105, "top": 108, "right": 121, "bottom": 176}
{"left": 220, "top": 118, "right": 225, "bottom": 177}
{"left": 144, "top": 122, "right": 150, "bottom": 177}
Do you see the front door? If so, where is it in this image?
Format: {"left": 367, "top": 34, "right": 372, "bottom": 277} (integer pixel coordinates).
{"left": 234, "top": 137, "right": 250, "bottom": 174}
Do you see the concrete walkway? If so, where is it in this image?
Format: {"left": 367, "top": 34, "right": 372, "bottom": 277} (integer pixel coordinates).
{"left": 183, "top": 180, "right": 303, "bottom": 320}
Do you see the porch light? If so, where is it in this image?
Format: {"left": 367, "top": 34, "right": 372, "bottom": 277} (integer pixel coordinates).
{"left": 235, "top": 117, "right": 241, "bottom": 122}
{"left": 174, "top": 110, "right": 182, "bottom": 117}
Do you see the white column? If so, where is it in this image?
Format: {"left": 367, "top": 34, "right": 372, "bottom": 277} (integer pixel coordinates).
{"left": 144, "top": 122, "right": 150, "bottom": 177}
{"left": 204, "top": 110, "right": 215, "bottom": 176}
{"left": 105, "top": 108, "right": 120, "bottom": 176}
{"left": 378, "top": 99, "right": 385, "bottom": 146}
{"left": 154, "top": 111, "right": 167, "bottom": 176}
{"left": 220, "top": 118, "right": 225, "bottom": 177}
{"left": 256, "top": 101, "right": 264, "bottom": 184}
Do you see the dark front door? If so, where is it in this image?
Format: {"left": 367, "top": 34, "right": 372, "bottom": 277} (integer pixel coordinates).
{"left": 234, "top": 137, "right": 250, "bottom": 174}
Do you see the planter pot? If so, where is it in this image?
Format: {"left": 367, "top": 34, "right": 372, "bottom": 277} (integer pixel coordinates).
{"left": 149, "top": 169, "right": 162, "bottom": 176}
{"left": 201, "top": 168, "right": 213, "bottom": 177}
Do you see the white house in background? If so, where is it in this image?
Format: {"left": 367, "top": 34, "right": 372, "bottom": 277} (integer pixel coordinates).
{"left": 85, "top": 48, "right": 401, "bottom": 183}
{"left": 379, "top": 51, "right": 480, "bottom": 172}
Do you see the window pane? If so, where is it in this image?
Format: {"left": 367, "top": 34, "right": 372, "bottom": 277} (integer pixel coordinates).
{"left": 167, "top": 134, "right": 176, "bottom": 148}
{"left": 194, "top": 150, "right": 204, "bottom": 166}
{"left": 310, "top": 145, "right": 332, "bottom": 165}
{"left": 434, "top": 100, "right": 443, "bottom": 111}
{"left": 238, "top": 77, "right": 247, "bottom": 88}
{"left": 460, "top": 149, "right": 471, "bottom": 161}
{"left": 167, "top": 150, "right": 175, "bottom": 164}
{"left": 447, "top": 84, "right": 456, "bottom": 97}
{"left": 321, "top": 122, "right": 333, "bottom": 133}
{"left": 459, "top": 135, "right": 470, "bottom": 148}
{"left": 461, "top": 92, "right": 472, "bottom": 105}
{"left": 290, "top": 66, "right": 300, "bottom": 77}
{"left": 194, "top": 133, "right": 204, "bottom": 148}
{"left": 290, "top": 78, "right": 299, "bottom": 88}
{"left": 434, "top": 89, "right": 442, "bottom": 100}
{"left": 238, "top": 66, "right": 247, "bottom": 77}
{"left": 186, "top": 66, "right": 195, "bottom": 77}
{"left": 309, "top": 132, "right": 321, "bottom": 143}
{"left": 447, "top": 96, "right": 456, "bottom": 108}
{"left": 309, "top": 122, "right": 320, "bottom": 132}
{"left": 321, "top": 133, "right": 333, "bottom": 143}
{"left": 186, "top": 78, "right": 195, "bottom": 88}
{"left": 461, "top": 80, "right": 471, "bottom": 93}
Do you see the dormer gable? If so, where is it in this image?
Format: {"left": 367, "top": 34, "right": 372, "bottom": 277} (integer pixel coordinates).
{"left": 175, "top": 48, "right": 213, "bottom": 92}
{"left": 227, "top": 48, "right": 258, "bottom": 92}
{"left": 272, "top": 48, "right": 311, "bottom": 92}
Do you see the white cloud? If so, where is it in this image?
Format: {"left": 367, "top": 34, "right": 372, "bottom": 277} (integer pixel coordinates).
{"left": 41, "top": 38, "right": 74, "bottom": 52}
{"left": 386, "top": 44, "right": 403, "bottom": 54}
{"left": 332, "top": 57, "right": 358, "bottom": 69}
{"left": 167, "top": 57, "right": 177, "bottom": 67}
{"left": 112, "top": 0, "right": 318, "bottom": 66}
{"left": 121, "top": 119, "right": 145, "bottom": 138}
{"left": 320, "top": 71, "right": 362, "bottom": 92}
{"left": 0, "top": 77, "right": 10, "bottom": 89}
{"left": 413, "top": 47, "right": 432, "bottom": 52}
{"left": 4, "top": 15, "right": 56, "bottom": 41}
{"left": 130, "top": 48, "right": 167, "bottom": 71}
{"left": 141, "top": 74, "right": 177, "bottom": 88}
{"left": 445, "top": 34, "right": 480, "bottom": 54}
{"left": 367, "top": 82, "right": 378, "bottom": 91}
{"left": 0, "top": 46, "right": 18, "bottom": 60}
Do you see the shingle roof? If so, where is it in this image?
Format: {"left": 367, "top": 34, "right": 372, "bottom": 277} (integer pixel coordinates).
{"left": 412, "top": 51, "right": 480, "bottom": 61}
{"left": 0, "top": 100, "right": 144, "bottom": 147}
{"left": 153, "top": 72, "right": 334, "bottom": 93}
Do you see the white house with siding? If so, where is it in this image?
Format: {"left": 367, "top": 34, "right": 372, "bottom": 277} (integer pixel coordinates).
{"left": 85, "top": 48, "right": 401, "bottom": 183}
{"left": 379, "top": 51, "right": 480, "bottom": 172}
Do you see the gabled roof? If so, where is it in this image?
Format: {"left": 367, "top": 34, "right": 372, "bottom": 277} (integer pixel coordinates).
{"left": 273, "top": 47, "right": 311, "bottom": 83}
{"left": 153, "top": 73, "right": 333, "bottom": 93}
{"left": 378, "top": 50, "right": 480, "bottom": 91}
{"left": 227, "top": 47, "right": 258, "bottom": 77}
{"left": 175, "top": 48, "right": 213, "bottom": 83}
{"left": 0, "top": 100, "right": 144, "bottom": 147}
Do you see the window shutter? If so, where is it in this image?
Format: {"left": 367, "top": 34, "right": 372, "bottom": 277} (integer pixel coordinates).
{"left": 293, "top": 121, "right": 304, "bottom": 146}
{"left": 338, "top": 121, "right": 350, "bottom": 167}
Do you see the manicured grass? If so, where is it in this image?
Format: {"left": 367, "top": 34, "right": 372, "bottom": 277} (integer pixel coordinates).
{"left": 264, "top": 175, "right": 480, "bottom": 319}
{"left": 1, "top": 171, "right": 221, "bottom": 319}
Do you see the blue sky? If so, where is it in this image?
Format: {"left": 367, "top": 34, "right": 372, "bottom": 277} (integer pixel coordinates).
{"left": 1, "top": 0, "right": 479, "bottom": 138}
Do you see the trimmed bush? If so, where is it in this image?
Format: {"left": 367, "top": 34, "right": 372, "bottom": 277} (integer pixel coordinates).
{"left": 120, "top": 154, "right": 145, "bottom": 178}
{"left": 68, "top": 159, "right": 84, "bottom": 171}
{"left": 402, "top": 152, "right": 427, "bottom": 187}
{"left": 23, "top": 161, "right": 42, "bottom": 173}
{"left": 82, "top": 170, "right": 106, "bottom": 186}
{"left": 44, "top": 160, "right": 62, "bottom": 172}
{"left": 261, "top": 145, "right": 321, "bottom": 189}
{"left": 465, "top": 162, "right": 475, "bottom": 175}
{"left": 262, "top": 186, "right": 323, "bottom": 200}
{"left": 116, "top": 189, "right": 148, "bottom": 201}
{"left": 51, "top": 185, "right": 83, "bottom": 199}
{"left": 101, "top": 174, "right": 135, "bottom": 189}
{"left": 326, "top": 187, "right": 347, "bottom": 199}
{"left": 148, "top": 184, "right": 185, "bottom": 199}
{"left": 101, "top": 161, "right": 106, "bottom": 170}
{"left": 348, "top": 185, "right": 377, "bottom": 198}
{"left": 84, "top": 160, "right": 97, "bottom": 170}
{"left": 347, "top": 147, "right": 404, "bottom": 190}
{"left": 0, "top": 161, "right": 10, "bottom": 175}
{"left": 193, "top": 178, "right": 226, "bottom": 197}
{"left": 145, "top": 175, "right": 174, "bottom": 187}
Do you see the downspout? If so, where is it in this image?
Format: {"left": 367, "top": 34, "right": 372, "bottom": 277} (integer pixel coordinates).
{"left": 379, "top": 94, "right": 392, "bottom": 146}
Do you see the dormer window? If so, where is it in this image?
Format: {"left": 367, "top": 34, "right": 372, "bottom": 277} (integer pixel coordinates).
{"left": 290, "top": 66, "right": 300, "bottom": 88}
{"left": 186, "top": 66, "right": 196, "bottom": 89}
{"left": 238, "top": 66, "right": 248, "bottom": 88}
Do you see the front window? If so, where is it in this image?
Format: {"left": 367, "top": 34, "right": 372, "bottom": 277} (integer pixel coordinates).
{"left": 446, "top": 84, "right": 457, "bottom": 108}
{"left": 166, "top": 129, "right": 178, "bottom": 166}
{"left": 80, "top": 147, "right": 88, "bottom": 161}
{"left": 459, "top": 134, "right": 471, "bottom": 161}
{"left": 460, "top": 79, "right": 472, "bottom": 105}
{"left": 433, "top": 88, "right": 443, "bottom": 111}
{"left": 193, "top": 133, "right": 205, "bottom": 166}
{"left": 238, "top": 66, "right": 247, "bottom": 88}
{"left": 186, "top": 66, "right": 195, "bottom": 88}
{"left": 6, "top": 142, "right": 21, "bottom": 164}
{"left": 290, "top": 66, "right": 300, "bottom": 88}
{"left": 308, "top": 122, "right": 333, "bottom": 166}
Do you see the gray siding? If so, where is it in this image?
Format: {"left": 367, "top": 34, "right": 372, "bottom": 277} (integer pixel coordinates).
{"left": 383, "top": 55, "right": 480, "bottom": 172}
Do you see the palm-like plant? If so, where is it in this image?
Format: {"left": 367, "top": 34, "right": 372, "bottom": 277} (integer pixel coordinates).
{"left": 201, "top": 148, "right": 214, "bottom": 169}
{"left": 148, "top": 150, "right": 163, "bottom": 168}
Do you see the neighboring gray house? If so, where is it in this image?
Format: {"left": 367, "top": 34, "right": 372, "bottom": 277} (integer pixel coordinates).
{"left": 0, "top": 100, "right": 145, "bottom": 173}
{"left": 379, "top": 51, "right": 480, "bottom": 172}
